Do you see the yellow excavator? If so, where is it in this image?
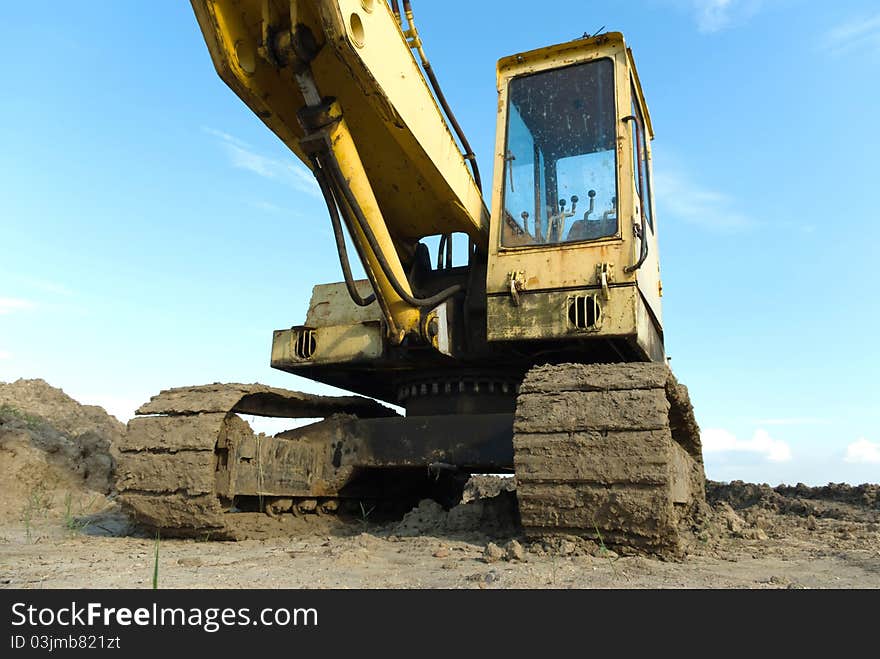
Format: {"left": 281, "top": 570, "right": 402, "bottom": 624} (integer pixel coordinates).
{"left": 117, "top": 0, "right": 706, "bottom": 554}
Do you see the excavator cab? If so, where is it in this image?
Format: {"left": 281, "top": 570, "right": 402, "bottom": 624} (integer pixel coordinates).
{"left": 486, "top": 33, "right": 664, "bottom": 362}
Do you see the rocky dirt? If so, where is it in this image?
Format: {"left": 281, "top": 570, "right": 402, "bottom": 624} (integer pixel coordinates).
{"left": 0, "top": 379, "right": 119, "bottom": 526}
{"left": 0, "top": 379, "right": 878, "bottom": 589}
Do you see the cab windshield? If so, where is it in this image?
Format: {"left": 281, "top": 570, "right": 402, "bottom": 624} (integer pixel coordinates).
{"left": 501, "top": 58, "right": 618, "bottom": 247}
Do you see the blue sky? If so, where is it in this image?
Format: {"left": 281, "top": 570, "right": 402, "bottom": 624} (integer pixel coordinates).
{"left": 1, "top": 1, "right": 878, "bottom": 485}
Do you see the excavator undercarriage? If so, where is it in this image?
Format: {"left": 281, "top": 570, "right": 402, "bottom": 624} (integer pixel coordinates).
{"left": 117, "top": 363, "right": 704, "bottom": 553}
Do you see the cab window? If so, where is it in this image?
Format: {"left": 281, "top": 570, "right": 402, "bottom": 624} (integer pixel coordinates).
{"left": 501, "top": 58, "right": 618, "bottom": 247}
{"left": 630, "top": 85, "right": 653, "bottom": 231}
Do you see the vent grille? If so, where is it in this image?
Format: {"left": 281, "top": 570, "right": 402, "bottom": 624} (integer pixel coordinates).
{"left": 294, "top": 329, "right": 317, "bottom": 360}
{"left": 568, "top": 295, "right": 601, "bottom": 330}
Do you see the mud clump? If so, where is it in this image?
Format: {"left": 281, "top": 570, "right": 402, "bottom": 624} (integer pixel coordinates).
{"left": 483, "top": 542, "right": 504, "bottom": 562}
{"left": 462, "top": 475, "right": 516, "bottom": 503}
{"left": 392, "top": 481, "right": 519, "bottom": 538}
{"left": 527, "top": 535, "right": 603, "bottom": 557}
{"left": 0, "top": 379, "right": 121, "bottom": 522}
{"left": 711, "top": 501, "right": 768, "bottom": 541}
{"left": 504, "top": 539, "right": 526, "bottom": 561}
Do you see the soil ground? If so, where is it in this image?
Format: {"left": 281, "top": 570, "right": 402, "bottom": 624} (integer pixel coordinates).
{"left": 1, "top": 379, "right": 878, "bottom": 589}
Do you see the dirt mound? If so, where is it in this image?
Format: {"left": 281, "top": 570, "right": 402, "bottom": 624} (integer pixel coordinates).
{"left": 392, "top": 480, "right": 519, "bottom": 538}
{"left": 0, "top": 379, "right": 125, "bottom": 441}
{"left": 691, "top": 479, "right": 880, "bottom": 560}
{"left": 707, "top": 480, "right": 879, "bottom": 522}
{"left": 774, "top": 482, "right": 878, "bottom": 509}
{"left": 0, "top": 379, "right": 121, "bottom": 524}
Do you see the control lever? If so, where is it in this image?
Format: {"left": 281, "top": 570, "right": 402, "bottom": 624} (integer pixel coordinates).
{"left": 583, "top": 189, "right": 596, "bottom": 220}
{"left": 561, "top": 195, "right": 579, "bottom": 216}
{"left": 603, "top": 195, "right": 617, "bottom": 222}
{"left": 546, "top": 195, "right": 579, "bottom": 242}
{"left": 504, "top": 150, "right": 516, "bottom": 192}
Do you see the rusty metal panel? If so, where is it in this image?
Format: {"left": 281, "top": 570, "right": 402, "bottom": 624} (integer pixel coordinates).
{"left": 635, "top": 292, "right": 665, "bottom": 362}
{"left": 304, "top": 281, "right": 383, "bottom": 328}
{"left": 486, "top": 284, "right": 638, "bottom": 342}
{"left": 341, "top": 413, "right": 514, "bottom": 470}
{"left": 226, "top": 413, "right": 515, "bottom": 498}
{"left": 272, "top": 321, "right": 384, "bottom": 368}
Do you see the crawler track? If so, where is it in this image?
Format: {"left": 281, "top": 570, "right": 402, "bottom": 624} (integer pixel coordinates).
{"left": 115, "top": 384, "right": 396, "bottom": 538}
{"left": 119, "top": 370, "right": 707, "bottom": 552}
{"left": 513, "top": 363, "right": 706, "bottom": 555}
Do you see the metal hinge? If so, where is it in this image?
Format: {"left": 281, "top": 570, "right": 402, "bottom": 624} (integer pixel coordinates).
{"left": 508, "top": 271, "right": 525, "bottom": 306}
{"left": 596, "top": 263, "right": 613, "bottom": 300}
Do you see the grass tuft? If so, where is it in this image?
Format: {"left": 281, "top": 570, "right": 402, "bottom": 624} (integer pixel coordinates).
{"left": 21, "top": 485, "right": 52, "bottom": 542}
{"left": 152, "top": 532, "right": 160, "bottom": 590}
{"left": 358, "top": 502, "right": 375, "bottom": 526}
{"left": 63, "top": 492, "right": 97, "bottom": 534}
{"left": 0, "top": 403, "right": 42, "bottom": 430}
{"left": 593, "top": 523, "right": 623, "bottom": 578}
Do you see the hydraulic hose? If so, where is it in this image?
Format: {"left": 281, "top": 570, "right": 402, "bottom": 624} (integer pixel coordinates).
{"left": 322, "top": 147, "right": 463, "bottom": 309}
{"left": 436, "top": 233, "right": 452, "bottom": 269}
{"left": 622, "top": 115, "right": 649, "bottom": 273}
{"left": 402, "top": 1, "right": 482, "bottom": 191}
{"left": 311, "top": 156, "right": 376, "bottom": 307}
{"left": 389, "top": 0, "right": 401, "bottom": 23}
{"left": 436, "top": 234, "right": 447, "bottom": 270}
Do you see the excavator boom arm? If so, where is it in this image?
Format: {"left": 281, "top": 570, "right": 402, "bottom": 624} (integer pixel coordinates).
{"left": 192, "top": 0, "right": 488, "bottom": 340}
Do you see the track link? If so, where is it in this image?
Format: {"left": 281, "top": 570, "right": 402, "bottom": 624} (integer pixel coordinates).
{"left": 513, "top": 363, "right": 706, "bottom": 555}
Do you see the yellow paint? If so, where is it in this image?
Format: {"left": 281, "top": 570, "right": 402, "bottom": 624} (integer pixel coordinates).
{"left": 324, "top": 105, "right": 422, "bottom": 338}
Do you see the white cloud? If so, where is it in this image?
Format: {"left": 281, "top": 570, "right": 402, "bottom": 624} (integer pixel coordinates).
{"left": 824, "top": 13, "right": 880, "bottom": 56}
{"left": 203, "top": 127, "right": 319, "bottom": 198}
{"left": 844, "top": 438, "right": 880, "bottom": 464}
{"left": 702, "top": 427, "right": 792, "bottom": 462}
{"left": 692, "top": 0, "right": 766, "bottom": 33}
{"left": 661, "top": 0, "right": 766, "bottom": 33}
{"left": 201, "top": 127, "right": 250, "bottom": 149}
{"left": 0, "top": 297, "right": 35, "bottom": 315}
{"left": 653, "top": 166, "right": 753, "bottom": 231}
{"left": 0, "top": 351, "right": 10, "bottom": 360}
{"left": 695, "top": 0, "right": 735, "bottom": 32}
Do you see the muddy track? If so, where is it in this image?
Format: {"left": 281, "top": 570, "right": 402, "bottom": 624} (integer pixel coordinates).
{"left": 118, "top": 371, "right": 709, "bottom": 552}
{"left": 513, "top": 363, "right": 706, "bottom": 555}
{"left": 115, "top": 384, "right": 396, "bottom": 539}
